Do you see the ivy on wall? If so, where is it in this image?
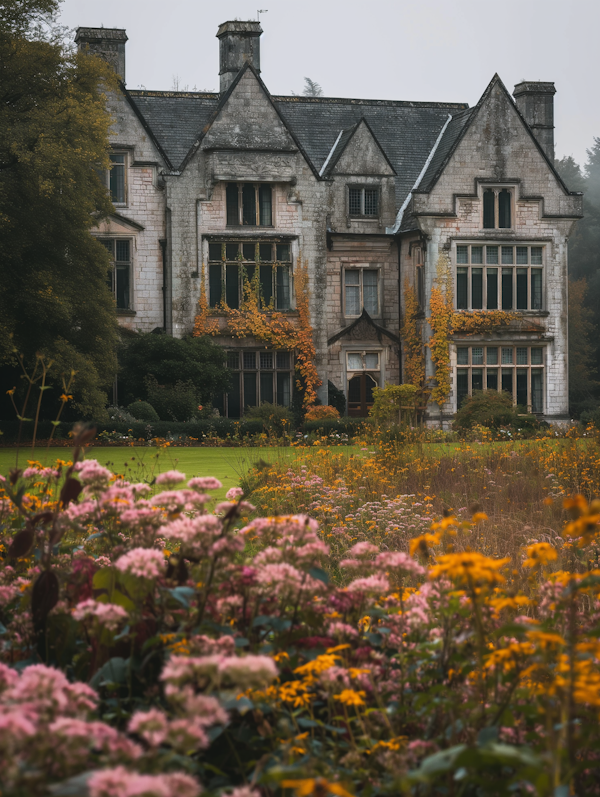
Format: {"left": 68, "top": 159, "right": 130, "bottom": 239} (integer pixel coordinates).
{"left": 401, "top": 279, "right": 425, "bottom": 388}
{"left": 193, "top": 256, "right": 320, "bottom": 408}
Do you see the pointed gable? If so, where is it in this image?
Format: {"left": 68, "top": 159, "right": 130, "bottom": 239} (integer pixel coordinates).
{"left": 325, "top": 118, "right": 396, "bottom": 177}
{"left": 201, "top": 68, "right": 297, "bottom": 153}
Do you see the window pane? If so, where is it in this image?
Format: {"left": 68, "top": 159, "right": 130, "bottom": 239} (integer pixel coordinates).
{"left": 457, "top": 371, "right": 469, "bottom": 407}
{"left": 345, "top": 271, "right": 359, "bottom": 285}
{"left": 364, "top": 189, "right": 379, "bottom": 216}
{"left": 471, "top": 246, "right": 483, "bottom": 264}
{"left": 457, "top": 268, "right": 468, "bottom": 310}
{"left": 209, "top": 243, "right": 222, "bottom": 261}
{"left": 531, "top": 269, "right": 542, "bottom": 310}
{"left": 259, "top": 185, "right": 272, "bottom": 226}
{"left": 227, "top": 372, "right": 241, "bottom": 418}
{"left": 276, "top": 372, "right": 291, "bottom": 407}
{"left": 363, "top": 270, "right": 378, "bottom": 315}
{"left": 472, "top": 369, "right": 483, "bottom": 392}
{"left": 498, "top": 189, "right": 511, "bottom": 228}
{"left": 115, "top": 265, "right": 129, "bottom": 309}
{"left": 259, "top": 243, "right": 272, "bottom": 262}
{"left": 502, "top": 268, "right": 513, "bottom": 309}
{"left": 109, "top": 154, "right": 125, "bottom": 203}
{"left": 516, "top": 269, "right": 528, "bottom": 309}
{"left": 530, "top": 247, "right": 543, "bottom": 265}
{"left": 347, "top": 353, "right": 362, "bottom": 370}
{"left": 531, "top": 347, "right": 543, "bottom": 365}
{"left": 276, "top": 351, "right": 290, "bottom": 369}
{"left": 345, "top": 272, "right": 360, "bottom": 315}
{"left": 365, "top": 353, "right": 379, "bottom": 369}
{"left": 501, "top": 347, "right": 513, "bottom": 364}
{"left": 502, "top": 369, "right": 513, "bottom": 396}
{"left": 486, "top": 246, "right": 498, "bottom": 264}
{"left": 483, "top": 190, "right": 495, "bottom": 228}
{"left": 260, "top": 265, "right": 273, "bottom": 308}
{"left": 99, "top": 238, "right": 113, "bottom": 255}
{"left": 472, "top": 268, "right": 483, "bottom": 309}
{"left": 209, "top": 263, "right": 222, "bottom": 307}
{"left": 487, "top": 347, "right": 498, "bottom": 365}
{"left": 227, "top": 352, "right": 239, "bottom": 369}
{"left": 487, "top": 369, "right": 498, "bottom": 390}
{"left": 242, "top": 184, "right": 257, "bottom": 225}
{"left": 115, "top": 240, "right": 130, "bottom": 262}
{"left": 516, "top": 246, "right": 528, "bottom": 265}
{"left": 456, "top": 245, "right": 469, "bottom": 264}
{"left": 417, "top": 265, "right": 424, "bottom": 309}
{"left": 243, "top": 243, "right": 256, "bottom": 261}
{"left": 244, "top": 264, "right": 255, "bottom": 287}
{"left": 457, "top": 347, "right": 469, "bottom": 365}
{"left": 472, "top": 347, "right": 484, "bottom": 365}
{"left": 502, "top": 246, "right": 514, "bottom": 264}
{"left": 276, "top": 243, "right": 291, "bottom": 262}
{"left": 531, "top": 370, "right": 543, "bottom": 413}
{"left": 226, "top": 243, "right": 238, "bottom": 260}
{"left": 243, "top": 352, "right": 256, "bottom": 370}
{"left": 243, "top": 372, "right": 257, "bottom": 408}
{"left": 487, "top": 268, "right": 498, "bottom": 309}
{"left": 276, "top": 266, "right": 291, "bottom": 310}
{"left": 516, "top": 369, "right": 527, "bottom": 407}
{"left": 349, "top": 187, "right": 362, "bottom": 215}
{"left": 226, "top": 264, "right": 240, "bottom": 308}
{"left": 260, "top": 372, "right": 274, "bottom": 404}
{"left": 226, "top": 184, "right": 239, "bottom": 226}
{"left": 260, "top": 352, "right": 273, "bottom": 369}
{"left": 516, "top": 347, "right": 528, "bottom": 365}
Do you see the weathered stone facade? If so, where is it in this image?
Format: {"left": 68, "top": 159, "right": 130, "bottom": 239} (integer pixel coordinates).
{"left": 76, "top": 22, "right": 582, "bottom": 422}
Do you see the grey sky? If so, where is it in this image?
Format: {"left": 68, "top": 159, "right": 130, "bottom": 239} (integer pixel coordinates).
{"left": 58, "top": 0, "right": 599, "bottom": 168}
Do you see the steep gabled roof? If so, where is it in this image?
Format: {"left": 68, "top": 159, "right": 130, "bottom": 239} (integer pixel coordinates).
{"left": 320, "top": 117, "right": 397, "bottom": 177}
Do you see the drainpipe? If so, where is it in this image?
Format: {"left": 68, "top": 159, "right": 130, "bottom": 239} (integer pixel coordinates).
{"left": 159, "top": 238, "right": 167, "bottom": 331}
{"left": 396, "top": 232, "right": 403, "bottom": 384}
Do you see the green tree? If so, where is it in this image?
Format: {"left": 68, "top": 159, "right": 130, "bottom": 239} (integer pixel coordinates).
{"left": 0, "top": 0, "right": 119, "bottom": 419}
{"left": 568, "top": 278, "right": 599, "bottom": 415}
{"left": 117, "top": 333, "right": 231, "bottom": 416}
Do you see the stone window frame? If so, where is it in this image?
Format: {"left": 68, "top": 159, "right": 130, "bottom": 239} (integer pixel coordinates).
{"left": 225, "top": 182, "right": 274, "bottom": 227}
{"left": 455, "top": 344, "right": 545, "bottom": 413}
{"left": 97, "top": 236, "right": 133, "bottom": 313}
{"left": 347, "top": 185, "right": 380, "bottom": 218}
{"left": 342, "top": 265, "right": 382, "bottom": 319}
{"left": 98, "top": 151, "right": 128, "bottom": 207}
{"left": 454, "top": 242, "right": 544, "bottom": 312}
{"left": 221, "top": 348, "right": 294, "bottom": 417}
{"left": 480, "top": 185, "right": 515, "bottom": 230}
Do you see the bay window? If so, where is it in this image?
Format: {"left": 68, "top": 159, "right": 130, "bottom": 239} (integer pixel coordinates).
{"left": 456, "top": 244, "right": 543, "bottom": 311}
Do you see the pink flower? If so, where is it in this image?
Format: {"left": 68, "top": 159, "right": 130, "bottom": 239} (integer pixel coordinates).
{"left": 156, "top": 470, "right": 186, "bottom": 486}
{"left": 128, "top": 708, "right": 169, "bottom": 747}
{"left": 375, "top": 551, "right": 425, "bottom": 576}
{"left": 73, "top": 599, "right": 128, "bottom": 631}
{"left": 0, "top": 584, "right": 19, "bottom": 607}
{"left": 115, "top": 548, "right": 165, "bottom": 579}
{"left": 226, "top": 487, "right": 244, "bottom": 500}
{"left": 348, "top": 541, "right": 379, "bottom": 557}
{"left": 219, "top": 655, "right": 278, "bottom": 689}
{"left": 188, "top": 477, "right": 222, "bottom": 491}
{"left": 166, "top": 717, "right": 209, "bottom": 752}
{"left": 160, "top": 516, "right": 222, "bottom": 545}
{"left": 74, "top": 459, "right": 113, "bottom": 488}
{"left": 22, "top": 467, "right": 59, "bottom": 479}
{"left": 346, "top": 574, "right": 390, "bottom": 594}
{"left": 88, "top": 766, "right": 201, "bottom": 797}
{"left": 0, "top": 663, "right": 19, "bottom": 692}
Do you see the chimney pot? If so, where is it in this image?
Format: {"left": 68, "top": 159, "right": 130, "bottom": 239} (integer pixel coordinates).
{"left": 216, "top": 20, "right": 262, "bottom": 94}
{"left": 513, "top": 81, "right": 556, "bottom": 162}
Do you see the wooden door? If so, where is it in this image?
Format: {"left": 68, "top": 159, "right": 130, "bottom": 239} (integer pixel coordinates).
{"left": 347, "top": 373, "right": 377, "bottom": 417}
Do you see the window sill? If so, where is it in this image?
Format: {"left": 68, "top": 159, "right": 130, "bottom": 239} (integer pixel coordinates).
{"left": 116, "top": 309, "right": 136, "bottom": 317}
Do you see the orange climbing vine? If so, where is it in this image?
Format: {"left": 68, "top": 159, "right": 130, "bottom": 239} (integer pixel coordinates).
{"left": 428, "top": 253, "right": 454, "bottom": 407}
{"left": 401, "top": 279, "right": 425, "bottom": 388}
{"left": 193, "top": 256, "right": 320, "bottom": 407}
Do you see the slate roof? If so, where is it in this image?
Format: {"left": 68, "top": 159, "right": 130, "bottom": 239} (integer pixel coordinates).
{"left": 126, "top": 88, "right": 468, "bottom": 205}
{"left": 416, "top": 107, "right": 475, "bottom": 193}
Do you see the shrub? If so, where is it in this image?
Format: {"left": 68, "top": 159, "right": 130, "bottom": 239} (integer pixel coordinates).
{"left": 370, "top": 383, "right": 419, "bottom": 425}
{"left": 144, "top": 375, "right": 198, "bottom": 422}
{"left": 454, "top": 389, "right": 539, "bottom": 431}
{"left": 243, "top": 402, "right": 295, "bottom": 436}
{"left": 126, "top": 400, "right": 159, "bottom": 422}
{"left": 304, "top": 404, "right": 340, "bottom": 422}
{"left": 302, "top": 417, "right": 370, "bottom": 436}
{"left": 327, "top": 379, "right": 346, "bottom": 416}
{"left": 106, "top": 405, "right": 137, "bottom": 424}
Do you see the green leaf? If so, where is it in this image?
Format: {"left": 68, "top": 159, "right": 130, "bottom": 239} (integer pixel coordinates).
{"left": 90, "top": 657, "right": 128, "bottom": 688}
{"left": 308, "top": 566, "right": 329, "bottom": 584}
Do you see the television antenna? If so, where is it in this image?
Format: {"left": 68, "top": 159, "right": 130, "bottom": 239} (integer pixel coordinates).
{"left": 257, "top": 9, "right": 268, "bottom": 22}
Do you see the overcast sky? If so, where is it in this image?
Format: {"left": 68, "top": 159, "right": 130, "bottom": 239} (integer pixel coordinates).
{"left": 58, "top": 0, "right": 598, "bottom": 168}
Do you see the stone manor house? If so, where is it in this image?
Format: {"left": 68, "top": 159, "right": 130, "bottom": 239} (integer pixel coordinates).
{"left": 76, "top": 21, "right": 582, "bottom": 424}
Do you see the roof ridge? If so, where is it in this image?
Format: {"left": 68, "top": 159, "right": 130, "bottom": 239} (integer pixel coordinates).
{"left": 274, "top": 95, "right": 468, "bottom": 109}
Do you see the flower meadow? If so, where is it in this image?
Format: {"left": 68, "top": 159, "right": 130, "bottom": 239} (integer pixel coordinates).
{"left": 2, "top": 430, "right": 600, "bottom": 795}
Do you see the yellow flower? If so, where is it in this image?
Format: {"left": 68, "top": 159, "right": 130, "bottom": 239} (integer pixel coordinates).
{"left": 409, "top": 532, "right": 441, "bottom": 557}
{"left": 527, "top": 630, "right": 566, "bottom": 649}
{"left": 281, "top": 778, "right": 355, "bottom": 797}
{"left": 294, "top": 654, "right": 340, "bottom": 677}
{"left": 523, "top": 542, "right": 558, "bottom": 568}
{"left": 430, "top": 551, "right": 510, "bottom": 587}
{"left": 369, "top": 736, "right": 408, "bottom": 753}
{"left": 274, "top": 651, "right": 289, "bottom": 663}
{"left": 334, "top": 689, "right": 366, "bottom": 707}
{"left": 484, "top": 642, "right": 535, "bottom": 672}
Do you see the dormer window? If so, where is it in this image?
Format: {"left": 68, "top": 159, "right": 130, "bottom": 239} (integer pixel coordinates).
{"left": 483, "top": 188, "right": 512, "bottom": 229}
{"left": 226, "top": 183, "right": 273, "bottom": 227}
{"left": 349, "top": 186, "right": 379, "bottom": 218}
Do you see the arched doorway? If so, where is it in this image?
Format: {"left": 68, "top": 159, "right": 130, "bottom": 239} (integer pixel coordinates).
{"left": 347, "top": 372, "right": 378, "bottom": 417}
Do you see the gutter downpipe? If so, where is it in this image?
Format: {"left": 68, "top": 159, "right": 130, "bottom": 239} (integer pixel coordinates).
{"left": 159, "top": 238, "right": 167, "bottom": 331}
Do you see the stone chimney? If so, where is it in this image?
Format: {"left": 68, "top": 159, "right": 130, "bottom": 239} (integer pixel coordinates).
{"left": 217, "top": 20, "right": 262, "bottom": 94}
{"left": 75, "top": 28, "right": 128, "bottom": 84}
{"left": 513, "top": 81, "right": 556, "bottom": 162}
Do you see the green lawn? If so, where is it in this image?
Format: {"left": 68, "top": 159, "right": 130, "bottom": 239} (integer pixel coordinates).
{"left": 0, "top": 446, "right": 299, "bottom": 500}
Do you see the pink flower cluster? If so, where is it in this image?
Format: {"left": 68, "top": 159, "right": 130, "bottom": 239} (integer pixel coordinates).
{"left": 72, "top": 598, "right": 129, "bottom": 630}
{"left": 161, "top": 654, "right": 278, "bottom": 691}
{"left": 89, "top": 766, "right": 201, "bottom": 797}
{"left": 115, "top": 548, "right": 166, "bottom": 579}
